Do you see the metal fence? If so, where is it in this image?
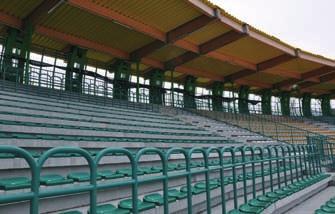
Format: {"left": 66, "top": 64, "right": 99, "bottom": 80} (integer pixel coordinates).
{"left": 0, "top": 144, "right": 326, "bottom": 214}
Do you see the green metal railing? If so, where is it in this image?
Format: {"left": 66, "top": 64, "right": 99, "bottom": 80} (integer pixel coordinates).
{"left": 193, "top": 109, "right": 335, "bottom": 146}
{"left": 0, "top": 64, "right": 155, "bottom": 112}
{"left": 0, "top": 144, "right": 326, "bottom": 214}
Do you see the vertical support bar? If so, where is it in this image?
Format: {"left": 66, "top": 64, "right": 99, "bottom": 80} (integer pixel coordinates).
{"left": 238, "top": 85, "right": 249, "bottom": 114}
{"left": 321, "top": 94, "right": 332, "bottom": 116}
{"left": 136, "top": 60, "right": 140, "bottom": 103}
{"left": 261, "top": 89, "right": 272, "bottom": 115}
{"left": 38, "top": 49, "right": 45, "bottom": 87}
{"left": 302, "top": 93, "right": 312, "bottom": 117}
{"left": 212, "top": 81, "right": 223, "bottom": 111}
{"left": 171, "top": 70, "right": 174, "bottom": 107}
{"left": 51, "top": 56, "right": 56, "bottom": 89}
{"left": 184, "top": 75, "right": 196, "bottom": 109}
{"left": 21, "top": 23, "right": 33, "bottom": 84}
{"left": 280, "top": 91, "right": 290, "bottom": 116}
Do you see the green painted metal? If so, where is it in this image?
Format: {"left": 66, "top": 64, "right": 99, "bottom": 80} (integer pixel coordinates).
{"left": 280, "top": 91, "right": 290, "bottom": 116}
{"left": 149, "top": 69, "right": 164, "bottom": 105}
{"left": 321, "top": 94, "right": 332, "bottom": 116}
{"left": 212, "top": 82, "right": 224, "bottom": 111}
{"left": 111, "top": 59, "right": 131, "bottom": 100}
{"left": 0, "top": 143, "right": 329, "bottom": 214}
{"left": 136, "top": 61, "right": 140, "bottom": 103}
{"left": 302, "top": 93, "right": 312, "bottom": 117}
{"left": 1, "top": 26, "right": 32, "bottom": 83}
{"left": 238, "top": 85, "right": 249, "bottom": 114}
{"left": 20, "top": 23, "right": 33, "bottom": 84}
{"left": 65, "top": 46, "right": 87, "bottom": 93}
{"left": 261, "top": 89, "right": 272, "bottom": 115}
{"left": 184, "top": 75, "right": 196, "bottom": 109}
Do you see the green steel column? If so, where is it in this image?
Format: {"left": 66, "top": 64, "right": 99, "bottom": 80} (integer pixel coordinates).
{"left": 261, "top": 89, "right": 272, "bottom": 115}
{"left": 136, "top": 61, "right": 140, "bottom": 103}
{"left": 19, "top": 23, "right": 33, "bottom": 84}
{"left": 2, "top": 28, "right": 19, "bottom": 82}
{"left": 321, "top": 94, "right": 332, "bottom": 116}
{"left": 149, "top": 69, "right": 164, "bottom": 105}
{"left": 280, "top": 91, "right": 290, "bottom": 116}
{"left": 184, "top": 75, "right": 196, "bottom": 109}
{"left": 238, "top": 85, "right": 249, "bottom": 114}
{"left": 171, "top": 70, "right": 174, "bottom": 107}
{"left": 212, "top": 81, "right": 223, "bottom": 111}
{"left": 65, "top": 46, "right": 87, "bottom": 93}
{"left": 1, "top": 25, "right": 33, "bottom": 84}
{"left": 302, "top": 93, "right": 312, "bottom": 117}
{"left": 112, "top": 59, "right": 131, "bottom": 100}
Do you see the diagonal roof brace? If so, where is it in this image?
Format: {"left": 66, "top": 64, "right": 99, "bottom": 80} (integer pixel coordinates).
{"left": 164, "top": 30, "right": 246, "bottom": 70}
{"left": 24, "top": 0, "right": 65, "bottom": 26}
{"left": 224, "top": 53, "right": 296, "bottom": 83}
{"left": 130, "top": 14, "right": 215, "bottom": 61}
{"left": 273, "top": 65, "right": 334, "bottom": 89}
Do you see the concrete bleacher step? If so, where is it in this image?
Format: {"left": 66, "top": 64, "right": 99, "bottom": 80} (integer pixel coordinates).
{"left": 0, "top": 80, "right": 157, "bottom": 112}
{"left": 208, "top": 174, "right": 332, "bottom": 214}
{"left": 42, "top": 167, "right": 303, "bottom": 214}
{"left": 286, "top": 185, "right": 335, "bottom": 214}
{"left": 0, "top": 89, "right": 237, "bottom": 150}
{"left": 171, "top": 112, "right": 282, "bottom": 145}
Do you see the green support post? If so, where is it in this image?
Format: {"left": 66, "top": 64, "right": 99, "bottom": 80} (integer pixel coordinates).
{"left": 111, "top": 59, "right": 131, "bottom": 100}
{"left": 184, "top": 75, "right": 196, "bottom": 109}
{"left": 261, "top": 89, "right": 272, "bottom": 115}
{"left": 149, "top": 69, "right": 164, "bottom": 105}
{"left": 212, "top": 81, "right": 223, "bottom": 111}
{"left": 20, "top": 23, "right": 33, "bottom": 84}
{"left": 238, "top": 85, "right": 249, "bottom": 114}
{"left": 280, "top": 91, "right": 290, "bottom": 116}
{"left": 1, "top": 26, "right": 32, "bottom": 83}
{"left": 65, "top": 46, "right": 87, "bottom": 93}
{"left": 171, "top": 70, "right": 174, "bottom": 107}
{"left": 302, "top": 93, "right": 312, "bottom": 117}
{"left": 136, "top": 61, "right": 140, "bottom": 103}
{"left": 321, "top": 94, "right": 332, "bottom": 116}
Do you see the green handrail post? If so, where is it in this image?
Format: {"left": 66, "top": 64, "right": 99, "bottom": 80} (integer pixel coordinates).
{"left": 273, "top": 146, "right": 281, "bottom": 189}
{"left": 241, "top": 146, "right": 250, "bottom": 204}
{"left": 279, "top": 146, "right": 288, "bottom": 186}
{"left": 250, "top": 147, "right": 257, "bottom": 199}
{"left": 221, "top": 147, "right": 234, "bottom": 213}
{"left": 187, "top": 147, "right": 206, "bottom": 214}
{"left": 38, "top": 147, "right": 96, "bottom": 214}
{"left": 135, "top": 148, "right": 167, "bottom": 214}
{"left": 0, "top": 146, "right": 38, "bottom": 214}
{"left": 255, "top": 147, "right": 265, "bottom": 195}
{"left": 266, "top": 146, "right": 274, "bottom": 192}
{"left": 287, "top": 146, "right": 294, "bottom": 184}
{"left": 95, "top": 148, "right": 135, "bottom": 213}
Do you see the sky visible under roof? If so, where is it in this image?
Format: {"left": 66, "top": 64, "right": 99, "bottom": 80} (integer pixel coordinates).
{"left": 210, "top": 0, "right": 335, "bottom": 59}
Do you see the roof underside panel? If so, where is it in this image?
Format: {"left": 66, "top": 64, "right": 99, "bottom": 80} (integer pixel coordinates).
{"left": 217, "top": 37, "right": 284, "bottom": 64}
{"left": 31, "top": 34, "right": 67, "bottom": 52}
{"left": 0, "top": 0, "right": 43, "bottom": 19}
{"left": 0, "top": 0, "right": 333, "bottom": 94}
{"left": 86, "top": 50, "right": 113, "bottom": 63}
{"left": 183, "top": 55, "right": 242, "bottom": 76}
{"left": 245, "top": 72, "right": 286, "bottom": 84}
{"left": 184, "top": 21, "right": 232, "bottom": 45}
{"left": 90, "top": 0, "right": 202, "bottom": 32}
{"left": 273, "top": 58, "right": 323, "bottom": 74}
{"left": 41, "top": 4, "right": 155, "bottom": 53}
{"left": 148, "top": 45, "right": 187, "bottom": 62}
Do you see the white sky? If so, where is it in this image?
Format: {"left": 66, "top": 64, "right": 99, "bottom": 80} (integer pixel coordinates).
{"left": 210, "top": 0, "right": 335, "bottom": 59}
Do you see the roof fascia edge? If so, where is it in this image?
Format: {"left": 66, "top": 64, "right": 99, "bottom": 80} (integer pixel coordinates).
{"left": 297, "top": 51, "right": 335, "bottom": 67}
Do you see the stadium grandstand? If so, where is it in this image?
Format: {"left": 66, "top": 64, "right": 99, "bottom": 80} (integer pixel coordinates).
{"left": 0, "top": 0, "right": 335, "bottom": 213}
